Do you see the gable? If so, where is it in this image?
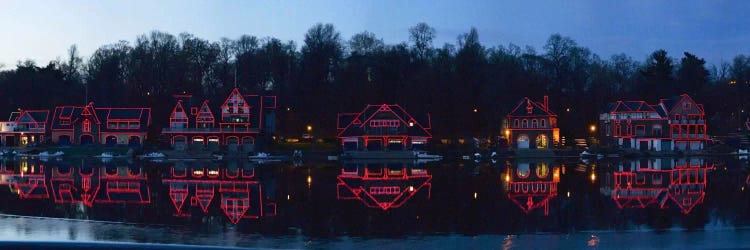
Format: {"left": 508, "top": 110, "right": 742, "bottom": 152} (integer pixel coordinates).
{"left": 197, "top": 101, "right": 214, "bottom": 117}
{"left": 222, "top": 88, "right": 249, "bottom": 108}
{"left": 17, "top": 112, "right": 37, "bottom": 123}
{"left": 171, "top": 101, "right": 188, "bottom": 119}
{"left": 338, "top": 104, "right": 432, "bottom": 138}
{"left": 508, "top": 97, "right": 556, "bottom": 117}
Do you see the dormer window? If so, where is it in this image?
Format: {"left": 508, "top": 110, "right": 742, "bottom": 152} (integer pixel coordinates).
{"left": 83, "top": 120, "right": 91, "bottom": 133}
{"left": 61, "top": 118, "right": 71, "bottom": 125}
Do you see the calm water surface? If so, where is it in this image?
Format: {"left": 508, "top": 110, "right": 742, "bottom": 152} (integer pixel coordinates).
{"left": 0, "top": 156, "right": 748, "bottom": 249}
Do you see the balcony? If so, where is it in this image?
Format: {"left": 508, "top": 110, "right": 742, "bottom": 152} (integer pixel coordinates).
{"left": 671, "top": 134, "right": 706, "bottom": 139}
{"left": 670, "top": 120, "right": 705, "bottom": 125}
{"left": 162, "top": 127, "right": 259, "bottom": 133}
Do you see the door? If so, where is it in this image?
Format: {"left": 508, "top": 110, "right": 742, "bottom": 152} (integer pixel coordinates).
{"left": 80, "top": 135, "right": 94, "bottom": 145}
{"left": 105, "top": 135, "right": 118, "bottom": 146}
{"left": 639, "top": 141, "right": 649, "bottom": 151}
{"left": 517, "top": 135, "right": 530, "bottom": 149}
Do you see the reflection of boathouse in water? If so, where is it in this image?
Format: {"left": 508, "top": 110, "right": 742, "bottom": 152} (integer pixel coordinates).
{"left": 336, "top": 160, "right": 432, "bottom": 210}
{"left": 163, "top": 162, "right": 277, "bottom": 224}
{"left": 0, "top": 162, "right": 151, "bottom": 206}
{"left": 600, "top": 158, "right": 713, "bottom": 214}
{"left": 503, "top": 160, "right": 560, "bottom": 216}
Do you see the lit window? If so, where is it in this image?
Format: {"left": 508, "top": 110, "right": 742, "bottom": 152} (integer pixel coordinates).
{"left": 83, "top": 120, "right": 91, "bottom": 133}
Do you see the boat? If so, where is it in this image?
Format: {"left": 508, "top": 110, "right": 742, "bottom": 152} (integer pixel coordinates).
{"left": 414, "top": 151, "right": 443, "bottom": 160}
{"left": 248, "top": 152, "right": 286, "bottom": 162}
{"left": 580, "top": 150, "right": 596, "bottom": 158}
{"left": 141, "top": 152, "right": 166, "bottom": 158}
{"left": 38, "top": 151, "right": 64, "bottom": 158}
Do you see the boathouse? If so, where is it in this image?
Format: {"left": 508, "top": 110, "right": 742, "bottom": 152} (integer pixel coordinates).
{"left": 50, "top": 102, "right": 151, "bottom": 146}
{"left": 337, "top": 104, "right": 432, "bottom": 152}
{"left": 506, "top": 96, "right": 560, "bottom": 150}
{"left": 0, "top": 109, "right": 49, "bottom": 147}
{"left": 161, "top": 88, "right": 276, "bottom": 151}
{"left": 599, "top": 94, "right": 709, "bottom": 151}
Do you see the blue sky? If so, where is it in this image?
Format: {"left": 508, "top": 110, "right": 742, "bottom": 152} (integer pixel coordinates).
{"left": 0, "top": 0, "right": 748, "bottom": 68}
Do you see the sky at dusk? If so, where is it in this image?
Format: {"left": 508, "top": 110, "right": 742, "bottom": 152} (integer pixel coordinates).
{"left": 1, "top": 0, "right": 748, "bottom": 68}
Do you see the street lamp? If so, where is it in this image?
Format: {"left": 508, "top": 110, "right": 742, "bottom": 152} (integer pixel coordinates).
{"left": 306, "top": 125, "right": 312, "bottom": 132}
{"left": 589, "top": 125, "right": 596, "bottom": 132}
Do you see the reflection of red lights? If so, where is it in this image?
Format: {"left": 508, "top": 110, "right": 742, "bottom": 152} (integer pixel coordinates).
{"left": 1, "top": 164, "right": 49, "bottom": 199}
{"left": 0, "top": 164, "right": 151, "bottom": 206}
{"left": 607, "top": 160, "right": 713, "bottom": 214}
{"left": 336, "top": 166, "right": 432, "bottom": 210}
{"left": 163, "top": 167, "right": 276, "bottom": 224}
{"left": 505, "top": 163, "right": 559, "bottom": 216}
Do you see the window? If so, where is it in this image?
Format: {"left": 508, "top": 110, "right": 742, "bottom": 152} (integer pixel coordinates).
{"left": 652, "top": 124, "right": 662, "bottom": 136}
{"left": 514, "top": 119, "right": 519, "bottom": 128}
{"left": 674, "top": 114, "right": 681, "bottom": 120}
{"left": 190, "top": 107, "right": 198, "bottom": 115}
{"left": 61, "top": 118, "right": 71, "bottom": 125}
{"left": 683, "top": 102, "right": 691, "bottom": 110}
{"left": 369, "top": 119, "right": 399, "bottom": 128}
{"left": 108, "top": 122, "right": 116, "bottom": 129}
{"left": 83, "top": 120, "right": 91, "bottom": 133}
{"left": 521, "top": 119, "right": 528, "bottom": 128}
{"left": 531, "top": 119, "right": 538, "bottom": 128}
{"left": 540, "top": 119, "right": 546, "bottom": 128}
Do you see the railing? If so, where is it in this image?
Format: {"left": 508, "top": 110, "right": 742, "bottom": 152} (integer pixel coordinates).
{"left": 162, "top": 127, "right": 260, "bottom": 133}
{"left": 13, "top": 128, "right": 46, "bottom": 133}
{"left": 670, "top": 120, "right": 705, "bottom": 125}
{"left": 672, "top": 134, "right": 706, "bottom": 139}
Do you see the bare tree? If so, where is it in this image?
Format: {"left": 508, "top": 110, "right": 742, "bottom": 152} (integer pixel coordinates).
{"left": 348, "top": 31, "right": 384, "bottom": 55}
{"left": 409, "top": 22, "right": 435, "bottom": 60}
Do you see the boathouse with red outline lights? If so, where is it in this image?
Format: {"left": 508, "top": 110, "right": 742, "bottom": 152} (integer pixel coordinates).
{"left": 161, "top": 88, "right": 276, "bottom": 151}
{"left": 600, "top": 94, "right": 709, "bottom": 151}
{"left": 503, "top": 161, "right": 560, "bottom": 216}
{"left": 49, "top": 102, "right": 151, "bottom": 146}
{"left": 337, "top": 104, "right": 432, "bottom": 151}
{"left": 0, "top": 109, "right": 49, "bottom": 147}
{"left": 506, "top": 96, "right": 560, "bottom": 150}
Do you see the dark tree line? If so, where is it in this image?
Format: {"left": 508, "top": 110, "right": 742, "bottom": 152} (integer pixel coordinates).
{"left": 1, "top": 23, "right": 748, "bottom": 140}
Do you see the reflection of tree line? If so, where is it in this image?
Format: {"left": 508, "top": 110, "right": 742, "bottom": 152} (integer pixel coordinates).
{"left": 0, "top": 161, "right": 276, "bottom": 225}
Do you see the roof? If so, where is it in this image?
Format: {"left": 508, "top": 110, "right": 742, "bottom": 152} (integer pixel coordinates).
{"left": 507, "top": 97, "right": 557, "bottom": 117}
{"left": 16, "top": 110, "right": 49, "bottom": 124}
{"left": 337, "top": 104, "right": 432, "bottom": 138}
{"left": 660, "top": 94, "right": 705, "bottom": 115}
{"left": 8, "top": 112, "right": 20, "bottom": 122}
{"left": 98, "top": 108, "right": 151, "bottom": 132}
{"left": 52, "top": 103, "right": 150, "bottom": 132}
{"left": 608, "top": 100, "right": 658, "bottom": 113}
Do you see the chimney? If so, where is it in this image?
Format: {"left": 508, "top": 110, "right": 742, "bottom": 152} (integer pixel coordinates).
{"left": 543, "top": 96, "right": 549, "bottom": 112}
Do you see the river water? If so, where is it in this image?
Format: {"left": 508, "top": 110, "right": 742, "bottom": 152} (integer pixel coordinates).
{"left": 0, "top": 156, "right": 748, "bottom": 249}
